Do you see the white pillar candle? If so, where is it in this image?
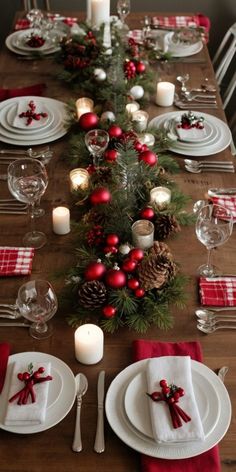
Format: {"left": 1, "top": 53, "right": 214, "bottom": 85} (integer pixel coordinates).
{"left": 150, "top": 186, "right": 171, "bottom": 209}
{"left": 138, "top": 132, "right": 155, "bottom": 147}
{"left": 52, "top": 207, "right": 70, "bottom": 235}
{"left": 69, "top": 168, "right": 90, "bottom": 191}
{"left": 126, "top": 101, "right": 140, "bottom": 115}
{"left": 91, "top": 0, "right": 110, "bottom": 28}
{"left": 74, "top": 324, "right": 104, "bottom": 365}
{"left": 132, "top": 220, "right": 154, "bottom": 250}
{"left": 132, "top": 110, "right": 149, "bottom": 132}
{"left": 76, "top": 97, "right": 94, "bottom": 119}
{"left": 156, "top": 81, "right": 175, "bottom": 107}
{"left": 86, "top": 0, "right": 92, "bottom": 22}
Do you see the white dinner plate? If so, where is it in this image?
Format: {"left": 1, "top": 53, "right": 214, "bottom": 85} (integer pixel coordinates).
{"left": 149, "top": 111, "right": 232, "bottom": 156}
{"left": 0, "top": 352, "right": 76, "bottom": 434}
{"left": 12, "top": 29, "right": 56, "bottom": 52}
{"left": 0, "top": 96, "right": 68, "bottom": 146}
{"left": 124, "top": 368, "right": 220, "bottom": 440}
{"left": 105, "top": 358, "right": 231, "bottom": 459}
{"left": 3, "top": 104, "right": 54, "bottom": 134}
{"left": 165, "top": 32, "right": 203, "bottom": 57}
{"left": 5, "top": 30, "right": 60, "bottom": 56}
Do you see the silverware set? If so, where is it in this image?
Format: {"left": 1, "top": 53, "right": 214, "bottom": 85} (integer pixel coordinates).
{"left": 0, "top": 146, "right": 53, "bottom": 165}
{"left": 184, "top": 158, "right": 235, "bottom": 174}
{"left": 196, "top": 307, "right": 236, "bottom": 333}
{"left": 0, "top": 199, "right": 28, "bottom": 214}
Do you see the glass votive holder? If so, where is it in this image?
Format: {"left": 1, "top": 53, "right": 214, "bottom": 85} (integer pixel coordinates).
{"left": 132, "top": 110, "right": 149, "bottom": 132}
{"left": 156, "top": 81, "right": 175, "bottom": 107}
{"left": 126, "top": 101, "right": 140, "bottom": 115}
{"left": 138, "top": 132, "right": 155, "bottom": 147}
{"left": 132, "top": 219, "right": 154, "bottom": 250}
{"left": 69, "top": 168, "right": 90, "bottom": 192}
{"left": 150, "top": 186, "right": 171, "bottom": 209}
{"left": 75, "top": 97, "right": 94, "bottom": 119}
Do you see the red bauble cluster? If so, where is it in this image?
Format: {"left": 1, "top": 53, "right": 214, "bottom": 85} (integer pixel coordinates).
{"left": 103, "top": 233, "right": 120, "bottom": 255}
{"left": 87, "top": 225, "right": 104, "bottom": 246}
{"left": 121, "top": 248, "right": 145, "bottom": 297}
{"left": 79, "top": 112, "right": 99, "bottom": 131}
{"left": 90, "top": 187, "right": 111, "bottom": 205}
{"left": 124, "top": 60, "right": 146, "bottom": 79}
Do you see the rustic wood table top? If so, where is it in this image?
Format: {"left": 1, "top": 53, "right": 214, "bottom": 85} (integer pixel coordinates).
{"left": 0, "top": 11, "right": 235, "bottom": 472}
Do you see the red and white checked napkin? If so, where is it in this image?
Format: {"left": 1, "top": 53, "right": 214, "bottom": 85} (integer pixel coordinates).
{"left": 199, "top": 276, "right": 236, "bottom": 306}
{"left": 0, "top": 247, "right": 35, "bottom": 276}
{"left": 209, "top": 194, "right": 236, "bottom": 222}
{"left": 15, "top": 15, "right": 78, "bottom": 31}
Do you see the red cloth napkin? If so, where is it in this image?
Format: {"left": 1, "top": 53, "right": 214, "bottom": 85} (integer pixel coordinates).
{"left": 132, "top": 339, "right": 221, "bottom": 472}
{"left": 0, "top": 247, "right": 35, "bottom": 276}
{"left": 0, "top": 342, "right": 10, "bottom": 393}
{"left": 15, "top": 15, "right": 78, "bottom": 30}
{"left": 209, "top": 195, "right": 236, "bottom": 222}
{"left": 199, "top": 276, "right": 236, "bottom": 306}
{"left": 0, "top": 83, "right": 46, "bottom": 102}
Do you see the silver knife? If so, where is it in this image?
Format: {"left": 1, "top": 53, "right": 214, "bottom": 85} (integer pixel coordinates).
{"left": 94, "top": 370, "right": 105, "bottom": 453}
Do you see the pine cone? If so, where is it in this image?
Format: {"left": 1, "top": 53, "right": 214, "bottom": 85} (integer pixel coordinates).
{"left": 154, "top": 214, "right": 181, "bottom": 240}
{"left": 78, "top": 280, "right": 107, "bottom": 308}
{"left": 150, "top": 241, "right": 173, "bottom": 260}
{"left": 137, "top": 254, "right": 177, "bottom": 291}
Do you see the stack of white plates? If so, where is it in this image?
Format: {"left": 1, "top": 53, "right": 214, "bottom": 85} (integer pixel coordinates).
{"left": 5, "top": 28, "right": 63, "bottom": 56}
{"left": 0, "top": 96, "right": 68, "bottom": 146}
{"left": 164, "top": 32, "right": 203, "bottom": 57}
{"left": 149, "top": 111, "right": 232, "bottom": 156}
{"left": 105, "top": 358, "right": 231, "bottom": 459}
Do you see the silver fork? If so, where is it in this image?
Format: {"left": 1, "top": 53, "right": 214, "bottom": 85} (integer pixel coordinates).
{"left": 0, "top": 305, "right": 21, "bottom": 319}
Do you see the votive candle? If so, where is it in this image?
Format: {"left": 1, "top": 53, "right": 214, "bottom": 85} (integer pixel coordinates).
{"left": 150, "top": 186, "right": 171, "bottom": 209}
{"left": 132, "top": 110, "right": 149, "bottom": 132}
{"left": 126, "top": 101, "right": 140, "bottom": 115}
{"left": 52, "top": 207, "right": 70, "bottom": 235}
{"left": 138, "top": 133, "right": 155, "bottom": 147}
{"left": 156, "top": 81, "right": 175, "bottom": 107}
{"left": 69, "top": 168, "right": 90, "bottom": 191}
{"left": 91, "top": 0, "right": 110, "bottom": 28}
{"left": 132, "top": 220, "right": 154, "bottom": 250}
{"left": 74, "top": 324, "right": 104, "bottom": 364}
{"left": 76, "top": 97, "right": 94, "bottom": 119}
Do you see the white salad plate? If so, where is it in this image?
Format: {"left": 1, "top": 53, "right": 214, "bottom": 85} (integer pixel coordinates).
{"left": 5, "top": 29, "right": 60, "bottom": 56}
{"left": 165, "top": 32, "right": 203, "bottom": 57}
{"left": 0, "top": 352, "right": 76, "bottom": 434}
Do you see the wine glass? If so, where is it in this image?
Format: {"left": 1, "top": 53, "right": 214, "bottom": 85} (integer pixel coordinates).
{"left": 17, "top": 280, "right": 58, "bottom": 340}
{"left": 195, "top": 203, "right": 233, "bottom": 277}
{"left": 7, "top": 158, "right": 48, "bottom": 249}
{"left": 176, "top": 74, "right": 190, "bottom": 93}
{"left": 117, "top": 0, "right": 131, "bottom": 35}
{"left": 85, "top": 129, "right": 109, "bottom": 167}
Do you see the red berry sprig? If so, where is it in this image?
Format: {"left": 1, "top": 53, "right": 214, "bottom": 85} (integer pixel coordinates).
{"left": 19, "top": 100, "right": 48, "bottom": 126}
{"left": 9, "top": 363, "right": 52, "bottom": 405}
{"left": 147, "top": 379, "right": 191, "bottom": 429}
{"left": 26, "top": 34, "right": 46, "bottom": 48}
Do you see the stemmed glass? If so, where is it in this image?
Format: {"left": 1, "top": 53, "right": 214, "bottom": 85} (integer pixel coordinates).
{"left": 7, "top": 158, "right": 48, "bottom": 249}
{"left": 117, "top": 0, "right": 131, "bottom": 34}
{"left": 177, "top": 74, "right": 190, "bottom": 93}
{"left": 16, "top": 280, "right": 58, "bottom": 340}
{"left": 195, "top": 203, "right": 233, "bottom": 277}
{"left": 85, "top": 129, "right": 109, "bottom": 167}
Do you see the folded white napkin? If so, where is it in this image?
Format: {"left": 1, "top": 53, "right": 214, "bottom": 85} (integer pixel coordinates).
{"left": 175, "top": 124, "right": 206, "bottom": 141}
{"left": 12, "top": 99, "right": 49, "bottom": 129}
{"left": 146, "top": 356, "right": 205, "bottom": 443}
{"left": 4, "top": 360, "right": 51, "bottom": 426}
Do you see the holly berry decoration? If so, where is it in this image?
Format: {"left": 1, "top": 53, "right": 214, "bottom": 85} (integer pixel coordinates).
{"left": 135, "top": 61, "right": 146, "bottom": 74}
{"left": 79, "top": 112, "right": 99, "bottom": 131}
{"left": 87, "top": 225, "right": 104, "bottom": 246}
{"left": 139, "top": 150, "right": 158, "bottom": 166}
{"left": 10, "top": 364, "right": 52, "bottom": 405}
{"left": 84, "top": 260, "right": 106, "bottom": 281}
{"left": 26, "top": 34, "right": 45, "bottom": 48}
{"left": 105, "top": 264, "right": 126, "bottom": 289}
{"left": 90, "top": 187, "right": 111, "bottom": 205}
{"left": 108, "top": 125, "right": 123, "bottom": 139}
{"left": 140, "top": 207, "right": 155, "bottom": 220}
{"left": 129, "top": 248, "right": 144, "bottom": 262}
{"left": 104, "top": 149, "right": 118, "bottom": 163}
{"left": 124, "top": 60, "right": 136, "bottom": 79}
{"left": 102, "top": 305, "right": 117, "bottom": 318}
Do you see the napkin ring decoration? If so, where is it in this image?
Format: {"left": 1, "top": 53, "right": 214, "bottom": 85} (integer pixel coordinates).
{"left": 9, "top": 363, "right": 52, "bottom": 405}
{"left": 147, "top": 379, "right": 191, "bottom": 429}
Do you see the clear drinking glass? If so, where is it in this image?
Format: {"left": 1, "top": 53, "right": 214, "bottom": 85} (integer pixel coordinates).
{"left": 117, "top": 0, "right": 131, "bottom": 34}
{"left": 195, "top": 203, "right": 233, "bottom": 277}
{"left": 85, "top": 129, "right": 109, "bottom": 167}
{"left": 7, "top": 158, "right": 48, "bottom": 249}
{"left": 17, "top": 280, "right": 58, "bottom": 340}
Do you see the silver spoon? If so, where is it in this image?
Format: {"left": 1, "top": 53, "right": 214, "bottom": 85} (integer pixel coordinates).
{"left": 185, "top": 159, "right": 234, "bottom": 168}
{"left": 72, "top": 373, "right": 88, "bottom": 452}
{"left": 197, "top": 323, "right": 236, "bottom": 333}
{"left": 195, "top": 308, "right": 236, "bottom": 316}
{"left": 196, "top": 312, "right": 236, "bottom": 322}
{"left": 198, "top": 318, "right": 236, "bottom": 326}
{"left": 185, "top": 165, "right": 235, "bottom": 174}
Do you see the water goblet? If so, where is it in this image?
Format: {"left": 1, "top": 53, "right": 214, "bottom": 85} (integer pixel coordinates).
{"left": 7, "top": 158, "right": 48, "bottom": 249}
{"left": 195, "top": 203, "right": 233, "bottom": 277}
{"left": 177, "top": 74, "right": 190, "bottom": 93}
{"left": 17, "top": 280, "right": 58, "bottom": 340}
{"left": 117, "top": 0, "right": 131, "bottom": 36}
{"left": 85, "top": 129, "right": 109, "bottom": 167}
{"left": 26, "top": 8, "right": 44, "bottom": 34}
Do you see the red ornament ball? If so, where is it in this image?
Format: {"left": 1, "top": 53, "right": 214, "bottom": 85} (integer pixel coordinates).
{"left": 135, "top": 61, "right": 146, "bottom": 74}
{"left": 134, "top": 287, "right": 145, "bottom": 298}
{"left": 122, "top": 258, "right": 137, "bottom": 273}
{"left": 90, "top": 187, "right": 111, "bottom": 205}
{"left": 139, "top": 150, "right": 158, "bottom": 166}
{"left": 108, "top": 125, "right": 123, "bottom": 139}
{"left": 106, "top": 233, "right": 119, "bottom": 246}
{"left": 103, "top": 245, "right": 118, "bottom": 254}
{"left": 104, "top": 149, "right": 118, "bottom": 162}
{"left": 79, "top": 112, "right": 99, "bottom": 131}
{"left": 127, "top": 278, "right": 140, "bottom": 290}
{"left": 105, "top": 268, "right": 126, "bottom": 289}
{"left": 140, "top": 207, "right": 155, "bottom": 220}
{"left": 84, "top": 261, "right": 106, "bottom": 281}
{"left": 141, "top": 144, "right": 148, "bottom": 152}
{"left": 102, "top": 305, "right": 117, "bottom": 318}
{"left": 134, "top": 141, "right": 143, "bottom": 152}
{"left": 129, "top": 248, "right": 144, "bottom": 262}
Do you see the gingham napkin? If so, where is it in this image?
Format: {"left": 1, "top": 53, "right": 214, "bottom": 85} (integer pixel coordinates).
{"left": 209, "top": 194, "right": 236, "bottom": 222}
{"left": 151, "top": 14, "right": 210, "bottom": 41}
{"left": 0, "top": 247, "right": 35, "bottom": 276}
{"left": 4, "top": 361, "right": 51, "bottom": 426}
{"left": 199, "top": 276, "right": 236, "bottom": 306}
{"left": 15, "top": 15, "right": 78, "bottom": 30}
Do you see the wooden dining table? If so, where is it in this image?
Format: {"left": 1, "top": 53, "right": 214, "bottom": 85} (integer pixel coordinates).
{"left": 0, "top": 11, "right": 236, "bottom": 472}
